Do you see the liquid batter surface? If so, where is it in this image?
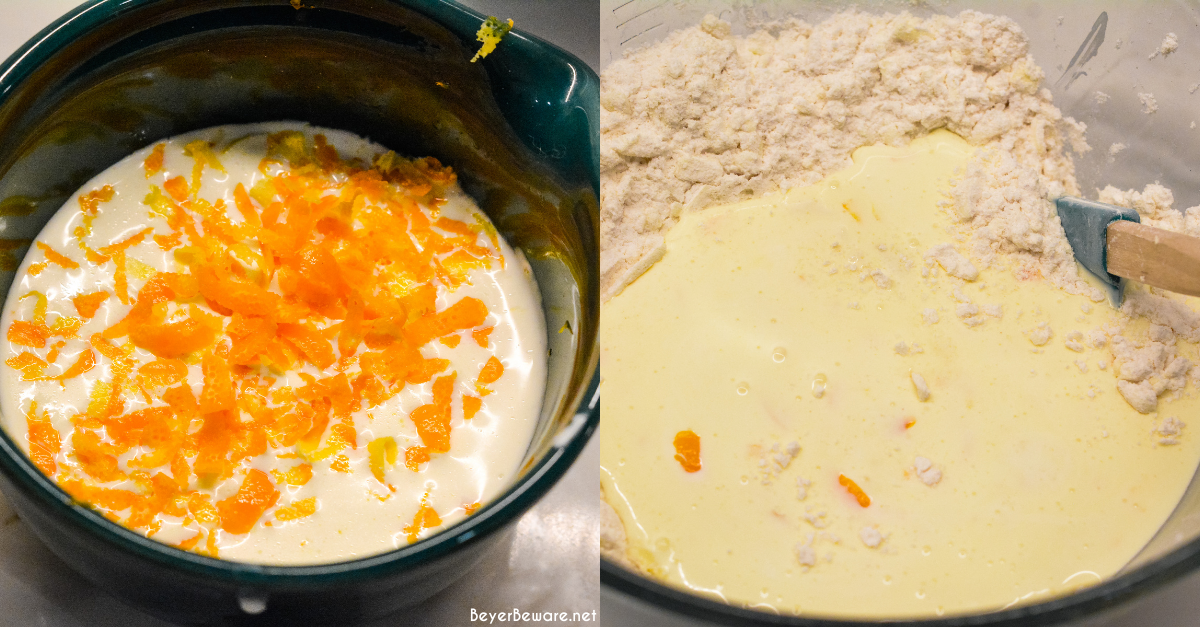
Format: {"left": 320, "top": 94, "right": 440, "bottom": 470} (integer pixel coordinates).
{"left": 601, "top": 131, "right": 1200, "bottom": 617}
{"left": 0, "top": 122, "right": 547, "bottom": 564}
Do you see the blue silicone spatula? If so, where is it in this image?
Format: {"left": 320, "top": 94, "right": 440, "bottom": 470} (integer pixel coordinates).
{"left": 1056, "top": 196, "right": 1200, "bottom": 305}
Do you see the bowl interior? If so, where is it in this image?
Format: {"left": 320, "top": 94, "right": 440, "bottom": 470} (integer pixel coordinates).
{"left": 0, "top": 0, "right": 598, "bottom": 580}
{"left": 600, "top": 0, "right": 1200, "bottom": 625}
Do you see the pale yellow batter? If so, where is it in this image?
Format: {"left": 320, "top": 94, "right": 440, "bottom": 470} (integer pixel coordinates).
{"left": 601, "top": 131, "right": 1200, "bottom": 618}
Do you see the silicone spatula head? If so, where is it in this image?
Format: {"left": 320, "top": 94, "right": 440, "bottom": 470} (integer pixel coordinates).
{"left": 1054, "top": 196, "right": 1140, "bottom": 306}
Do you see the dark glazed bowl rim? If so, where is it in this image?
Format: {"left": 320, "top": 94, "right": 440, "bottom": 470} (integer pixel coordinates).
{"left": 0, "top": 0, "right": 599, "bottom": 586}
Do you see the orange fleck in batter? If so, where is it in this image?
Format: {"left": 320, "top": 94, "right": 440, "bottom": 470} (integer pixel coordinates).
{"left": 838, "top": 474, "right": 871, "bottom": 507}
{"left": 673, "top": 430, "right": 702, "bottom": 473}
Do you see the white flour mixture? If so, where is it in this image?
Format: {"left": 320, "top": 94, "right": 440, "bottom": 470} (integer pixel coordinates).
{"left": 601, "top": 8, "right": 1200, "bottom": 417}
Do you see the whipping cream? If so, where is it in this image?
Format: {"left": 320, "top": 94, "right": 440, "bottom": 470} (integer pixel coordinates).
{"left": 600, "top": 131, "right": 1200, "bottom": 617}
{"left": 0, "top": 122, "right": 546, "bottom": 564}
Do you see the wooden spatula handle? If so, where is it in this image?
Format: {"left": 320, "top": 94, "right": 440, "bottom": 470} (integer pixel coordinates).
{"left": 1107, "top": 220, "right": 1200, "bottom": 297}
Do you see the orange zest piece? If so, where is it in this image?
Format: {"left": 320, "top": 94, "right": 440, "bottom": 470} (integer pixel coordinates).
{"left": 98, "top": 228, "right": 152, "bottom": 305}
{"left": 216, "top": 469, "right": 280, "bottom": 534}
{"left": 472, "top": 326, "right": 493, "bottom": 348}
{"left": 368, "top": 436, "right": 398, "bottom": 482}
{"left": 25, "top": 402, "right": 61, "bottom": 476}
{"left": 20, "top": 291, "right": 47, "bottom": 325}
{"left": 184, "top": 140, "right": 225, "bottom": 195}
{"left": 274, "top": 497, "right": 317, "bottom": 521}
{"left": 36, "top": 242, "right": 79, "bottom": 270}
{"left": 477, "top": 356, "right": 504, "bottom": 385}
{"left": 71, "top": 291, "right": 109, "bottom": 319}
{"left": 189, "top": 492, "right": 220, "bottom": 524}
{"left": 278, "top": 322, "right": 335, "bottom": 369}
{"left": 45, "top": 340, "right": 66, "bottom": 364}
{"left": 99, "top": 227, "right": 153, "bottom": 257}
{"left": 154, "top": 231, "right": 182, "bottom": 250}
{"left": 39, "top": 348, "right": 95, "bottom": 383}
{"left": 402, "top": 492, "right": 442, "bottom": 543}
{"left": 6, "top": 352, "right": 47, "bottom": 380}
{"left": 176, "top": 531, "right": 204, "bottom": 551}
{"left": 198, "top": 352, "right": 235, "bottom": 414}
{"left": 71, "top": 429, "right": 125, "bottom": 482}
{"left": 7, "top": 321, "right": 48, "bottom": 348}
{"left": 163, "top": 176, "right": 189, "bottom": 202}
{"left": 126, "top": 307, "right": 221, "bottom": 359}
{"left": 232, "top": 183, "right": 261, "bottom": 228}
{"left": 271, "top": 464, "right": 313, "bottom": 487}
{"left": 409, "top": 372, "right": 456, "bottom": 453}
{"left": 77, "top": 238, "right": 110, "bottom": 265}
{"left": 462, "top": 395, "right": 482, "bottom": 420}
{"left": 404, "top": 445, "right": 430, "bottom": 472}
{"left": 137, "top": 359, "right": 188, "bottom": 388}
{"left": 78, "top": 186, "right": 115, "bottom": 217}
{"left": 673, "top": 430, "right": 702, "bottom": 473}
{"left": 440, "top": 250, "right": 490, "bottom": 288}
{"left": 143, "top": 143, "right": 165, "bottom": 178}
{"left": 8, "top": 292, "right": 81, "bottom": 349}
{"left": 403, "top": 297, "right": 488, "bottom": 347}
{"left": 46, "top": 317, "right": 81, "bottom": 340}
{"left": 904, "top": 418, "right": 916, "bottom": 429}
{"left": 475, "top": 355, "right": 504, "bottom": 396}
{"left": 838, "top": 474, "right": 871, "bottom": 507}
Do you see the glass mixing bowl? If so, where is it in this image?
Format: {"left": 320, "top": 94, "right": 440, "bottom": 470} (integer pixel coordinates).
{"left": 0, "top": 0, "right": 599, "bottom": 623}
{"left": 600, "top": 1, "right": 1200, "bottom": 624}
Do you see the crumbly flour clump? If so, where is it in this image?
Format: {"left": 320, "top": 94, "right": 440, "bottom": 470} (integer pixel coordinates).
{"left": 601, "top": 10, "right": 1090, "bottom": 301}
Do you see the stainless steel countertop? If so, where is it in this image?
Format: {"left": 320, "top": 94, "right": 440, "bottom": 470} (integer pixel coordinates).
{"left": 0, "top": 1, "right": 600, "bottom": 625}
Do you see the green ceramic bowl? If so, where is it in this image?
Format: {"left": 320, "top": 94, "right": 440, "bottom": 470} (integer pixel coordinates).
{"left": 0, "top": 0, "right": 598, "bottom": 624}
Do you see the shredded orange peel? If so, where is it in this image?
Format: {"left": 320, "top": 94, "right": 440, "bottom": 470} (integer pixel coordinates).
{"left": 6, "top": 132, "right": 507, "bottom": 556}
